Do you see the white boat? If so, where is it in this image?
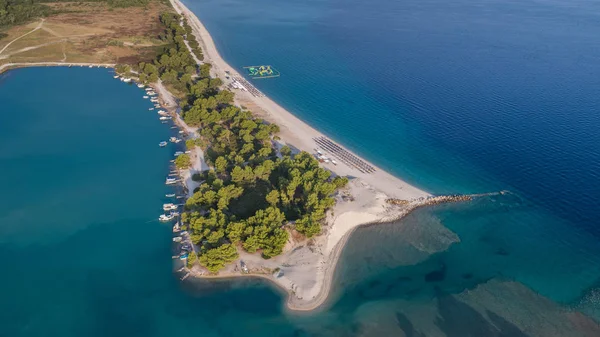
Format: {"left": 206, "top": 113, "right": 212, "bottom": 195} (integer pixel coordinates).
{"left": 122, "top": 78, "right": 132, "bottom": 83}
{"left": 137, "top": 84, "right": 145, "bottom": 88}
{"left": 149, "top": 108, "right": 154, "bottom": 111}
{"left": 163, "top": 203, "right": 178, "bottom": 211}
{"left": 169, "top": 137, "right": 181, "bottom": 143}
{"left": 159, "top": 116, "right": 171, "bottom": 121}
{"left": 154, "top": 104, "right": 161, "bottom": 108}
{"left": 165, "top": 193, "right": 176, "bottom": 198}
{"left": 158, "top": 112, "right": 169, "bottom": 117}
{"left": 157, "top": 110, "right": 167, "bottom": 114}
{"left": 173, "top": 237, "right": 182, "bottom": 242}
{"left": 113, "top": 75, "right": 119, "bottom": 79}
{"left": 166, "top": 178, "right": 178, "bottom": 185}
{"left": 145, "top": 87, "right": 153, "bottom": 91}
{"left": 88, "top": 65, "right": 93, "bottom": 68}
{"left": 148, "top": 92, "right": 157, "bottom": 96}
{"left": 174, "top": 151, "right": 184, "bottom": 157}
{"left": 159, "top": 141, "right": 168, "bottom": 147}
{"left": 159, "top": 213, "right": 175, "bottom": 222}
{"left": 143, "top": 96, "right": 149, "bottom": 99}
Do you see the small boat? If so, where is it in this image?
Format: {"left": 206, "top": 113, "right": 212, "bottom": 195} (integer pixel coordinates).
{"left": 148, "top": 92, "right": 157, "bottom": 96}
{"left": 145, "top": 87, "right": 153, "bottom": 91}
{"left": 122, "top": 78, "right": 132, "bottom": 83}
{"left": 163, "top": 203, "right": 178, "bottom": 211}
{"left": 88, "top": 65, "right": 93, "bottom": 68}
{"left": 154, "top": 104, "right": 161, "bottom": 108}
{"left": 166, "top": 178, "right": 178, "bottom": 185}
{"left": 179, "top": 130, "right": 185, "bottom": 134}
{"left": 169, "top": 137, "right": 180, "bottom": 143}
{"left": 137, "top": 84, "right": 145, "bottom": 88}
{"left": 173, "top": 237, "right": 182, "bottom": 242}
{"left": 179, "top": 253, "right": 189, "bottom": 260}
{"left": 159, "top": 213, "right": 175, "bottom": 222}
{"left": 165, "top": 193, "right": 176, "bottom": 198}
{"left": 159, "top": 141, "right": 168, "bottom": 147}
{"left": 158, "top": 111, "right": 169, "bottom": 116}
{"left": 159, "top": 116, "right": 171, "bottom": 121}
{"left": 174, "top": 151, "right": 184, "bottom": 157}
{"left": 113, "top": 75, "right": 119, "bottom": 79}
{"left": 143, "top": 96, "right": 149, "bottom": 99}
{"left": 149, "top": 108, "right": 154, "bottom": 111}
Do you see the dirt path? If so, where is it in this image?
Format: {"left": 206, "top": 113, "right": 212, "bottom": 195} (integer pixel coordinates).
{"left": 0, "top": 19, "right": 45, "bottom": 56}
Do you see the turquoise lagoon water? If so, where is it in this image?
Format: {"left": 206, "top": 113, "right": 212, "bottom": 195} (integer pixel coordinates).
{"left": 2, "top": 0, "right": 600, "bottom": 335}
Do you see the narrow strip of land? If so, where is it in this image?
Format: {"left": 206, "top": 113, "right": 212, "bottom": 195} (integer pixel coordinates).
{"left": 165, "top": 0, "right": 440, "bottom": 312}
{"left": 0, "top": 62, "right": 116, "bottom": 74}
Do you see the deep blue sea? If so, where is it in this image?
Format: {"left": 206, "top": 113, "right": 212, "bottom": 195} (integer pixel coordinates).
{"left": 1, "top": 0, "right": 600, "bottom": 335}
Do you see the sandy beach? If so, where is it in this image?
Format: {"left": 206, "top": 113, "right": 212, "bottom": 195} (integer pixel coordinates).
{"left": 166, "top": 0, "right": 438, "bottom": 311}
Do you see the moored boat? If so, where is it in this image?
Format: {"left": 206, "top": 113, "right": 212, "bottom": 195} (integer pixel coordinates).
{"left": 159, "top": 213, "right": 175, "bottom": 222}
{"left": 165, "top": 177, "right": 177, "bottom": 185}
{"left": 163, "top": 203, "right": 178, "bottom": 211}
{"left": 165, "top": 193, "right": 176, "bottom": 198}
{"left": 159, "top": 141, "right": 168, "bottom": 147}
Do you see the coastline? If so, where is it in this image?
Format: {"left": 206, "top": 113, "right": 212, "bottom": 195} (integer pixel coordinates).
{"left": 166, "top": 0, "right": 474, "bottom": 312}
{"left": 0, "top": 62, "right": 116, "bottom": 75}
{"left": 0, "top": 5, "right": 464, "bottom": 313}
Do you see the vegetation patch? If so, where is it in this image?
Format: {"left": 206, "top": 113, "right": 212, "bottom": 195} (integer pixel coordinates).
{"left": 129, "top": 11, "right": 349, "bottom": 273}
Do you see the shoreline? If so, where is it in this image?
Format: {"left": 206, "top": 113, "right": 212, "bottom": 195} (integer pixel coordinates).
{"left": 0, "top": 62, "right": 116, "bottom": 75}
{"left": 0, "top": 4, "right": 465, "bottom": 313}
{"left": 0, "top": 5, "right": 469, "bottom": 313}
{"left": 166, "top": 0, "right": 483, "bottom": 312}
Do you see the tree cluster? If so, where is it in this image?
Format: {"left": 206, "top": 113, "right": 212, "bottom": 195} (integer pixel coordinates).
{"left": 137, "top": 10, "right": 348, "bottom": 273}
{"left": 0, "top": 0, "right": 50, "bottom": 27}
{"left": 135, "top": 12, "right": 197, "bottom": 93}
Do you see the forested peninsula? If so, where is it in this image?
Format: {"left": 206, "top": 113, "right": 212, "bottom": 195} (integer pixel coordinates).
{"left": 118, "top": 11, "right": 349, "bottom": 272}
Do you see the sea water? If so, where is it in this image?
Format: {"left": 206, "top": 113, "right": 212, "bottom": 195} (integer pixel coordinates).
{"left": 2, "top": 0, "right": 600, "bottom": 334}
{"left": 183, "top": 0, "right": 600, "bottom": 333}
